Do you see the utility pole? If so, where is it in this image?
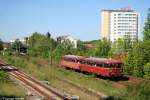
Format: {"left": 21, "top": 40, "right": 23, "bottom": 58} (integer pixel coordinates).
{"left": 48, "top": 48, "right": 51, "bottom": 65}
{"left": 48, "top": 36, "right": 52, "bottom": 66}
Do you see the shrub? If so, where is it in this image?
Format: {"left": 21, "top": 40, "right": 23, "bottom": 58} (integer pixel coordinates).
{"left": 121, "top": 82, "right": 150, "bottom": 100}
{"left": 0, "top": 71, "right": 9, "bottom": 83}
{"left": 14, "top": 59, "right": 27, "bottom": 68}
{"left": 143, "top": 63, "right": 150, "bottom": 79}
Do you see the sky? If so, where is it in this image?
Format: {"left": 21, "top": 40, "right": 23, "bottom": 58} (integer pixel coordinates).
{"left": 0, "top": 0, "right": 149, "bottom": 42}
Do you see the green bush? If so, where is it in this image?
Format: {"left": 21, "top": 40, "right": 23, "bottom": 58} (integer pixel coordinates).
{"left": 143, "top": 63, "right": 150, "bottom": 79}
{"left": 121, "top": 82, "right": 150, "bottom": 100}
{"left": 14, "top": 59, "right": 27, "bottom": 68}
{"left": 0, "top": 71, "right": 9, "bottom": 83}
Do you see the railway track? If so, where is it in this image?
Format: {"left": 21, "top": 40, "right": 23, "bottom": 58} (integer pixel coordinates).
{"left": 1, "top": 59, "right": 149, "bottom": 100}
{"left": 55, "top": 77, "right": 108, "bottom": 99}
{"left": 57, "top": 65, "right": 145, "bottom": 89}
{"left": 0, "top": 61, "right": 77, "bottom": 100}
{"left": 9, "top": 71, "right": 64, "bottom": 100}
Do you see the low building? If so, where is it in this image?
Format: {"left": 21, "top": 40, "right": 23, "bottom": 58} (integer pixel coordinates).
{"left": 2, "top": 42, "right": 9, "bottom": 50}
{"left": 57, "top": 35, "right": 77, "bottom": 48}
{"left": 10, "top": 38, "right": 26, "bottom": 45}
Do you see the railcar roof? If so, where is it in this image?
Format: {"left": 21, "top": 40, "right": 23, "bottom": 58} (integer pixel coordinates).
{"left": 85, "top": 57, "right": 122, "bottom": 64}
{"left": 63, "top": 55, "right": 85, "bottom": 60}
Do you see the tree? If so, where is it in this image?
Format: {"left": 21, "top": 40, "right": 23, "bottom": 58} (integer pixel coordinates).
{"left": 123, "top": 32, "right": 132, "bottom": 52}
{"left": 53, "top": 39, "right": 74, "bottom": 62}
{"left": 29, "top": 33, "right": 50, "bottom": 57}
{"left": 110, "top": 33, "right": 132, "bottom": 55}
{"left": 14, "top": 39, "right": 23, "bottom": 53}
{"left": 125, "top": 41, "right": 143, "bottom": 76}
{"left": 95, "top": 38, "right": 111, "bottom": 57}
{"left": 0, "top": 39, "right": 3, "bottom": 50}
{"left": 143, "top": 63, "right": 150, "bottom": 79}
{"left": 142, "top": 40, "right": 150, "bottom": 64}
{"left": 75, "top": 40, "right": 88, "bottom": 56}
{"left": 46, "top": 32, "right": 51, "bottom": 39}
{"left": 53, "top": 44, "right": 65, "bottom": 62}
{"left": 0, "top": 71, "right": 8, "bottom": 83}
{"left": 28, "top": 32, "right": 58, "bottom": 61}
{"left": 143, "top": 8, "right": 150, "bottom": 40}
{"left": 110, "top": 38, "right": 124, "bottom": 55}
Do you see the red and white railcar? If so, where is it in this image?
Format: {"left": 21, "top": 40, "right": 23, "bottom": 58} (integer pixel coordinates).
{"left": 61, "top": 55, "right": 85, "bottom": 70}
{"left": 80, "top": 57, "right": 122, "bottom": 77}
{"left": 61, "top": 55, "right": 122, "bottom": 77}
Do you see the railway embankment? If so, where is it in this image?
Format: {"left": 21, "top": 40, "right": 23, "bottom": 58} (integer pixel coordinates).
{"left": 1, "top": 55, "right": 150, "bottom": 100}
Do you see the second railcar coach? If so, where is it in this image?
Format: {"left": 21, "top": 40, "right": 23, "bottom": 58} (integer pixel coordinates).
{"left": 61, "top": 55, "right": 122, "bottom": 77}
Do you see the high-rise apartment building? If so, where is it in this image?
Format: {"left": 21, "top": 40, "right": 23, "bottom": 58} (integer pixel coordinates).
{"left": 101, "top": 8, "right": 140, "bottom": 42}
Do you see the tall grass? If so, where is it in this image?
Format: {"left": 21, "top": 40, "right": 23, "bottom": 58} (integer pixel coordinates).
{"left": 0, "top": 71, "right": 9, "bottom": 83}
{"left": 1, "top": 54, "right": 125, "bottom": 96}
{"left": 0, "top": 83, "right": 25, "bottom": 97}
{"left": 119, "top": 82, "right": 150, "bottom": 100}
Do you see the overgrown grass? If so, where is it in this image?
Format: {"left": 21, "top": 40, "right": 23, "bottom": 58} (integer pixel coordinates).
{"left": 120, "top": 82, "right": 150, "bottom": 100}
{"left": 3, "top": 54, "right": 150, "bottom": 100}
{"left": 0, "top": 82, "right": 25, "bottom": 97}
{"left": 1, "top": 53, "right": 150, "bottom": 99}
{"left": 1, "top": 54, "right": 125, "bottom": 96}
{"left": 0, "top": 71, "right": 9, "bottom": 83}
{"left": 0, "top": 55, "right": 25, "bottom": 98}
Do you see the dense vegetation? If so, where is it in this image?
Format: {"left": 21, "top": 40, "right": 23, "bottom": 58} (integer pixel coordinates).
{"left": 0, "top": 39, "right": 3, "bottom": 50}
{"left": 0, "top": 8, "right": 150, "bottom": 100}
{"left": 121, "top": 82, "right": 150, "bottom": 100}
{"left": 1, "top": 8, "right": 149, "bottom": 79}
{"left": 1, "top": 54, "right": 150, "bottom": 100}
{"left": 0, "top": 66, "right": 25, "bottom": 97}
{"left": 0, "top": 71, "right": 8, "bottom": 83}
{"left": 1, "top": 55, "right": 124, "bottom": 97}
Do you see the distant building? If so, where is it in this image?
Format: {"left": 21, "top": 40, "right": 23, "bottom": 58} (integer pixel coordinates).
{"left": 10, "top": 38, "right": 26, "bottom": 45}
{"left": 83, "top": 43, "right": 96, "bottom": 49}
{"left": 10, "top": 38, "right": 27, "bottom": 53}
{"left": 101, "top": 8, "right": 140, "bottom": 42}
{"left": 57, "top": 35, "right": 77, "bottom": 48}
{"left": 2, "top": 42, "right": 9, "bottom": 50}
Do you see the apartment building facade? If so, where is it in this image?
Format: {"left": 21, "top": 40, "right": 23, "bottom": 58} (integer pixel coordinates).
{"left": 101, "top": 8, "right": 140, "bottom": 42}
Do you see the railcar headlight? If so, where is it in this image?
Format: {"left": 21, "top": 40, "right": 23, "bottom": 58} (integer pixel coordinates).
{"left": 109, "top": 69, "right": 113, "bottom": 72}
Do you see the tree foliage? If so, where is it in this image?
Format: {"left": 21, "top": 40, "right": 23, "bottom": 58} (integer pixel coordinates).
{"left": 14, "top": 39, "right": 24, "bottom": 53}
{"left": 0, "top": 39, "right": 3, "bottom": 50}
{"left": 46, "top": 32, "right": 51, "bottom": 39}
{"left": 6, "top": 8, "right": 150, "bottom": 79}
{"left": 95, "top": 38, "right": 111, "bottom": 57}
{"left": 0, "top": 71, "right": 8, "bottom": 83}
{"left": 109, "top": 33, "right": 132, "bottom": 56}
{"left": 75, "top": 40, "right": 88, "bottom": 56}
{"left": 143, "top": 63, "right": 150, "bottom": 79}
{"left": 125, "top": 41, "right": 143, "bottom": 76}
{"left": 28, "top": 32, "right": 75, "bottom": 63}
{"left": 143, "top": 8, "right": 150, "bottom": 40}
{"left": 28, "top": 32, "right": 54, "bottom": 58}
{"left": 122, "top": 82, "right": 150, "bottom": 100}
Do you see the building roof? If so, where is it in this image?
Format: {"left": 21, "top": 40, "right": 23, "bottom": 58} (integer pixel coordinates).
{"left": 63, "top": 55, "right": 85, "bottom": 60}
{"left": 3, "top": 42, "right": 9, "bottom": 49}
{"left": 85, "top": 57, "right": 122, "bottom": 64}
{"left": 102, "top": 7, "right": 135, "bottom": 12}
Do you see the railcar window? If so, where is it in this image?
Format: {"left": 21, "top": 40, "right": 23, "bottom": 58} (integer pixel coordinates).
{"left": 104, "top": 63, "right": 109, "bottom": 68}
{"left": 80, "top": 60, "right": 86, "bottom": 64}
{"left": 108, "top": 64, "right": 115, "bottom": 68}
{"left": 86, "top": 61, "right": 95, "bottom": 66}
{"left": 116, "top": 63, "right": 122, "bottom": 68}
{"left": 64, "top": 58, "right": 76, "bottom": 63}
{"left": 96, "top": 63, "right": 103, "bottom": 67}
